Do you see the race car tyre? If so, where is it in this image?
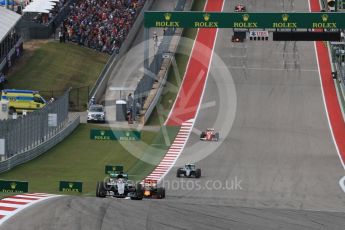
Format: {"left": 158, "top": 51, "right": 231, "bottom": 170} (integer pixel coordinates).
{"left": 162, "top": 188, "right": 166, "bottom": 198}
{"left": 195, "top": 169, "right": 201, "bottom": 178}
{"left": 215, "top": 132, "right": 219, "bottom": 141}
{"left": 96, "top": 182, "right": 100, "bottom": 197}
{"left": 131, "top": 183, "right": 143, "bottom": 200}
{"left": 157, "top": 187, "right": 165, "bottom": 199}
{"left": 97, "top": 182, "right": 107, "bottom": 197}
{"left": 176, "top": 168, "right": 182, "bottom": 177}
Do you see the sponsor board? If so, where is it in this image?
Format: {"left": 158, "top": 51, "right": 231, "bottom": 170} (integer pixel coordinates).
{"left": 90, "top": 129, "right": 141, "bottom": 141}
{"left": 0, "top": 180, "right": 28, "bottom": 193}
{"left": 59, "top": 181, "right": 82, "bottom": 192}
{"left": 145, "top": 12, "right": 345, "bottom": 29}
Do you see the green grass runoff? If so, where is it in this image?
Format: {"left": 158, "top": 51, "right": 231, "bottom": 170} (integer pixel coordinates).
{"left": 0, "top": 124, "right": 179, "bottom": 195}
{"left": 7, "top": 41, "right": 108, "bottom": 94}
{"left": 146, "top": 0, "right": 206, "bottom": 125}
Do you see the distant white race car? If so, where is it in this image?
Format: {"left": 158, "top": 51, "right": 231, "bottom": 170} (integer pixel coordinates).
{"left": 176, "top": 164, "right": 201, "bottom": 178}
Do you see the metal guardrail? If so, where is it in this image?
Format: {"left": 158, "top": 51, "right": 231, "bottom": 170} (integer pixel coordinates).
{"left": 141, "top": 0, "right": 194, "bottom": 123}
{"left": 0, "top": 89, "right": 70, "bottom": 158}
{"left": 0, "top": 115, "right": 80, "bottom": 173}
{"left": 133, "top": 0, "right": 190, "bottom": 120}
{"left": 143, "top": 34, "right": 183, "bottom": 124}
{"left": 133, "top": 27, "right": 176, "bottom": 118}
{"left": 321, "top": 0, "right": 345, "bottom": 10}
{"left": 143, "top": 62, "right": 169, "bottom": 124}
{"left": 331, "top": 41, "right": 345, "bottom": 81}
{"left": 328, "top": 2, "right": 345, "bottom": 86}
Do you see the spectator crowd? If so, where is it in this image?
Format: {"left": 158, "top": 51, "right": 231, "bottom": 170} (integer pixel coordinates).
{"left": 60, "top": 0, "right": 145, "bottom": 54}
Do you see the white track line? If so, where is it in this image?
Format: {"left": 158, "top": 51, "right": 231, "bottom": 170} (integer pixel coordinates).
{"left": 309, "top": 0, "right": 345, "bottom": 170}
{"left": 309, "top": 0, "right": 345, "bottom": 193}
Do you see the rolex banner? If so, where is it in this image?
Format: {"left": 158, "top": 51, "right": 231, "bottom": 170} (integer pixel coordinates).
{"left": 144, "top": 12, "right": 345, "bottom": 29}
{"left": 90, "top": 129, "right": 141, "bottom": 141}
{"left": 59, "top": 181, "right": 83, "bottom": 193}
{"left": 105, "top": 165, "right": 124, "bottom": 174}
{"left": 0, "top": 180, "right": 28, "bottom": 193}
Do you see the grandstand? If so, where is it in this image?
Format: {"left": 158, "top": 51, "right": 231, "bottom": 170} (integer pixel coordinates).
{"left": 62, "top": 0, "right": 145, "bottom": 54}
{"left": 0, "top": 7, "right": 23, "bottom": 83}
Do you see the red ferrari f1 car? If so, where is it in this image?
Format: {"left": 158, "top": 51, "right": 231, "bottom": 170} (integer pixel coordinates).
{"left": 234, "top": 4, "right": 246, "bottom": 12}
{"left": 200, "top": 128, "right": 219, "bottom": 141}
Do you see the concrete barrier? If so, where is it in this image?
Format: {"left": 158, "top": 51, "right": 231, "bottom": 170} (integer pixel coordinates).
{"left": 143, "top": 34, "right": 183, "bottom": 124}
{"left": 142, "top": 0, "right": 194, "bottom": 124}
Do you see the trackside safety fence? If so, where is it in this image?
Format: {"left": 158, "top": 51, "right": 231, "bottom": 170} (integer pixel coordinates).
{"left": 132, "top": 0, "right": 189, "bottom": 119}
{"left": 331, "top": 41, "right": 345, "bottom": 82}
{"left": 0, "top": 115, "right": 79, "bottom": 173}
{"left": 0, "top": 89, "right": 70, "bottom": 159}
{"left": 327, "top": 0, "right": 345, "bottom": 88}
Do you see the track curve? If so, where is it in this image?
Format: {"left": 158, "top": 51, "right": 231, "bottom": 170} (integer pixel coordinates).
{"left": 165, "top": 0, "right": 345, "bottom": 212}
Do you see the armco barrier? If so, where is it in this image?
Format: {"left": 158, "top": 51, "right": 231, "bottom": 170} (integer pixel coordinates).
{"left": 142, "top": 0, "right": 194, "bottom": 123}
{"left": 143, "top": 35, "right": 183, "bottom": 124}
{"left": 0, "top": 115, "right": 80, "bottom": 173}
{"left": 143, "top": 70, "right": 169, "bottom": 124}
{"left": 90, "top": 0, "right": 154, "bottom": 103}
{"left": 133, "top": 0, "right": 191, "bottom": 119}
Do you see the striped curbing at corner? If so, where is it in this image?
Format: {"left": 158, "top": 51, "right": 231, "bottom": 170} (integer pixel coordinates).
{"left": 145, "top": 119, "right": 194, "bottom": 182}
{"left": 0, "top": 193, "right": 61, "bottom": 225}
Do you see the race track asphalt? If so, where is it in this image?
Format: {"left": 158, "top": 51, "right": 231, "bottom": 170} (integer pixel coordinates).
{"left": 165, "top": 0, "right": 345, "bottom": 212}
{"left": 2, "top": 0, "right": 345, "bottom": 229}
